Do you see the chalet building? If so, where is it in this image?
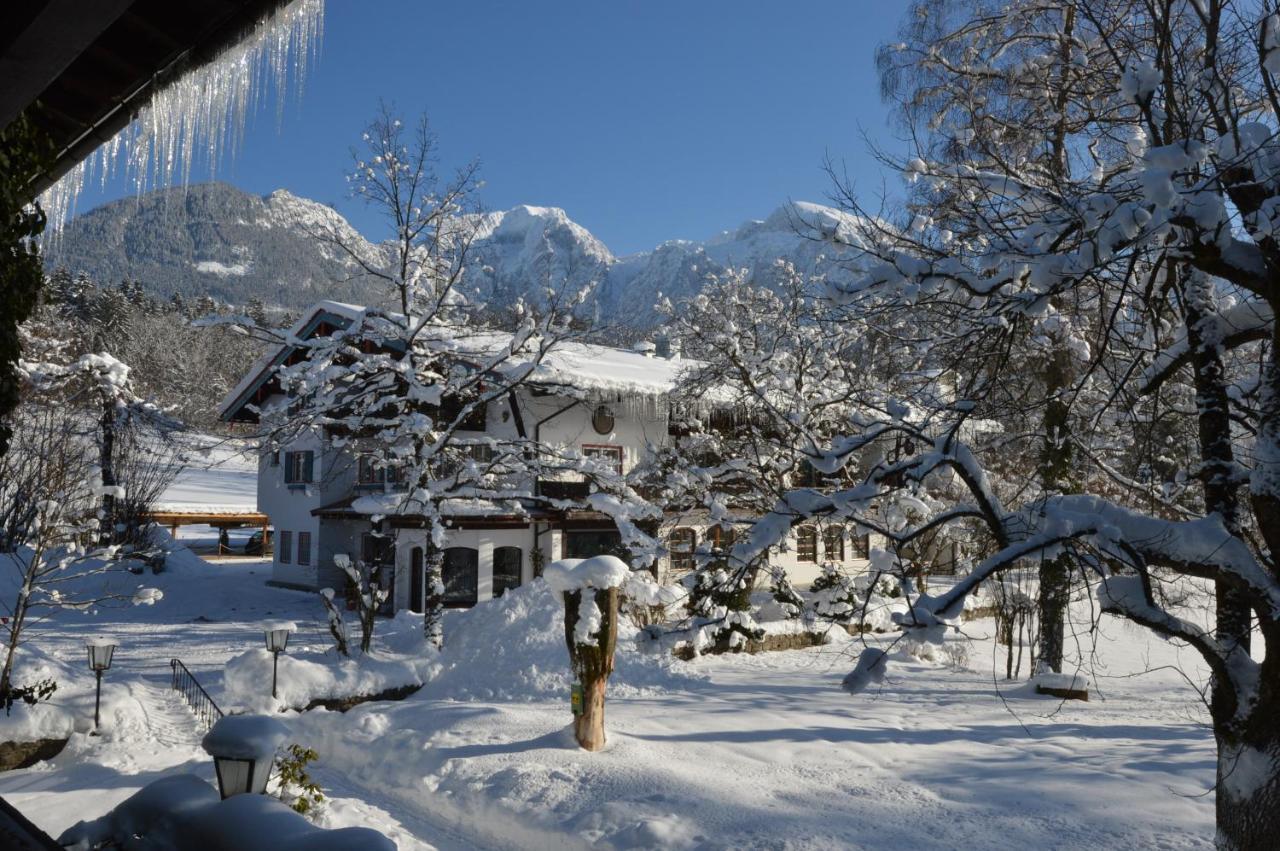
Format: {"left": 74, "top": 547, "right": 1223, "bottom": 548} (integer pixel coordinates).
{"left": 219, "top": 301, "right": 878, "bottom": 612}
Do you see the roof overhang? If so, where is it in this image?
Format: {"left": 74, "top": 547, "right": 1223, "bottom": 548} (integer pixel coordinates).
{"left": 1, "top": 0, "right": 299, "bottom": 199}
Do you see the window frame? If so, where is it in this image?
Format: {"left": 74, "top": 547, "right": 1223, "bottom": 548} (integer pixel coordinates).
{"left": 296, "top": 531, "right": 312, "bottom": 566}
{"left": 582, "top": 444, "right": 624, "bottom": 476}
{"left": 796, "top": 526, "right": 818, "bottom": 563}
{"left": 492, "top": 546, "right": 523, "bottom": 597}
{"left": 823, "top": 526, "right": 845, "bottom": 562}
{"left": 850, "top": 530, "right": 871, "bottom": 560}
{"left": 283, "top": 450, "right": 314, "bottom": 485}
{"left": 668, "top": 527, "right": 697, "bottom": 573}
{"left": 591, "top": 404, "right": 616, "bottom": 435}
{"left": 278, "top": 530, "right": 292, "bottom": 564}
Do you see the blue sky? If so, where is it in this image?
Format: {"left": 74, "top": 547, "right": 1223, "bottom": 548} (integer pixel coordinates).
{"left": 74, "top": 0, "right": 909, "bottom": 256}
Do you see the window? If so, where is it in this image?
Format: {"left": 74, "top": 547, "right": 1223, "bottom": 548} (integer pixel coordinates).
{"left": 284, "top": 450, "right": 314, "bottom": 484}
{"left": 357, "top": 455, "right": 401, "bottom": 486}
{"left": 796, "top": 526, "right": 818, "bottom": 562}
{"left": 440, "top": 394, "right": 487, "bottom": 431}
{"left": 707, "top": 525, "right": 735, "bottom": 554}
{"left": 668, "top": 527, "right": 696, "bottom": 573}
{"left": 850, "top": 530, "right": 871, "bottom": 560}
{"left": 591, "top": 405, "right": 615, "bottom": 435}
{"left": 278, "top": 530, "right": 292, "bottom": 564}
{"left": 361, "top": 533, "right": 395, "bottom": 567}
{"left": 824, "top": 526, "right": 844, "bottom": 562}
{"left": 493, "top": 546, "right": 522, "bottom": 597}
{"left": 564, "top": 530, "right": 625, "bottom": 561}
{"left": 443, "top": 546, "right": 479, "bottom": 606}
{"left": 582, "top": 444, "right": 623, "bottom": 476}
{"left": 297, "top": 532, "right": 312, "bottom": 566}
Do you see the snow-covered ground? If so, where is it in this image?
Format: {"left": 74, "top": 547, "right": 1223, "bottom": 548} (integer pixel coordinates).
{"left": 0, "top": 545, "right": 1215, "bottom": 849}
{"left": 157, "top": 435, "right": 261, "bottom": 550}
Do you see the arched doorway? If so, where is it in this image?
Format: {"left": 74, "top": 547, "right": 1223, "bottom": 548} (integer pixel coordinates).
{"left": 493, "top": 546, "right": 522, "bottom": 597}
{"left": 442, "top": 546, "right": 479, "bottom": 607}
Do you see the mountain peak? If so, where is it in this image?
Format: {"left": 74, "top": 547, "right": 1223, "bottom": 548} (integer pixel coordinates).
{"left": 47, "top": 183, "right": 861, "bottom": 327}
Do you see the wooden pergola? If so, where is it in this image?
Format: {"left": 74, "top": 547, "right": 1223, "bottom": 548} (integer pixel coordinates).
{"left": 146, "top": 509, "right": 269, "bottom": 556}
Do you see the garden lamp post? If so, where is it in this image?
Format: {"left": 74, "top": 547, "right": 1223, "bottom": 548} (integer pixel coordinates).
{"left": 263, "top": 623, "right": 294, "bottom": 699}
{"left": 202, "top": 714, "right": 287, "bottom": 799}
{"left": 86, "top": 641, "right": 116, "bottom": 733}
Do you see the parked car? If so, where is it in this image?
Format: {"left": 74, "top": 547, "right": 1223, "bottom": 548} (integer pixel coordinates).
{"left": 244, "top": 530, "right": 272, "bottom": 555}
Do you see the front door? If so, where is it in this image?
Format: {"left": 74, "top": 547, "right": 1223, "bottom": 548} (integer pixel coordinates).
{"left": 410, "top": 547, "right": 424, "bottom": 613}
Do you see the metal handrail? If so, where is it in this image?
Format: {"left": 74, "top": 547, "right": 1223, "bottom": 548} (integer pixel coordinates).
{"left": 170, "top": 658, "right": 224, "bottom": 729}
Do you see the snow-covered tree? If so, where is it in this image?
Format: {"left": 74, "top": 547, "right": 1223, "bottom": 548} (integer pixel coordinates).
{"left": 238, "top": 107, "right": 632, "bottom": 648}
{"left": 740, "top": 1, "right": 1280, "bottom": 843}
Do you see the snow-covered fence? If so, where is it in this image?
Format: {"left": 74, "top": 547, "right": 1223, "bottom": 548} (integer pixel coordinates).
{"left": 170, "top": 658, "right": 224, "bottom": 730}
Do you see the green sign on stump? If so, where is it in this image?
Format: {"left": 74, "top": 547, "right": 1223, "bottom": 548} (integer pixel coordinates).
{"left": 571, "top": 681, "right": 584, "bottom": 716}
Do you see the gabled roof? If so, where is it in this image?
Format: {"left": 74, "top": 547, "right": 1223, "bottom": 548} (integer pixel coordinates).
{"left": 218, "top": 300, "right": 693, "bottom": 423}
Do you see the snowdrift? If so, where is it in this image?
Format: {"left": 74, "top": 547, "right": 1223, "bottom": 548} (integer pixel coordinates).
{"left": 423, "top": 578, "right": 708, "bottom": 702}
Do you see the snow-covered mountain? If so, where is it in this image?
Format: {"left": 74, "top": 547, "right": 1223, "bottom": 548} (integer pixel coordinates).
{"left": 46, "top": 183, "right": 866, "bottom": 326}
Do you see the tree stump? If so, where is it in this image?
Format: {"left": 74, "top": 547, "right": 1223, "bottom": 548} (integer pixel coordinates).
{"left": 563, "top": 587, "right": 619, "bottom": 751}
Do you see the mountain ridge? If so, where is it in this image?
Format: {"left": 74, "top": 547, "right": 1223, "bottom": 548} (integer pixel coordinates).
{"left": 45, "top": 183, "right": 865, "bottom": 326}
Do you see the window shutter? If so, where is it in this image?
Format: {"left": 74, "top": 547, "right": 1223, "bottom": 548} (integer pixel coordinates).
{"left": 303, "top": 451, "right": 314, "bottom": 482}
{"left": 283, "top": 452, "right": 295, "bottom": 484}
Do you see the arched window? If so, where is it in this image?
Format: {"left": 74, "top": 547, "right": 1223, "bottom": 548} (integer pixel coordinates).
{"left": 443, "top": 547, "right": 479, "bottom": 607}
{"left": 707, "top": 525, "right": 735, "bottom": 555}
{"left": 823, "top": 526, "right": 844, "bottom": 562}
{"left": 410, "top": 547, "right": 424, "bottom": 613}
{"left": 668, "top": 527, "right": 696, "bottom": 573}
{"left": 796, "top": 526, "right": 818, "bottom": 563}
{"left": 493, "top": 546, "right": 522, "bottom": 597}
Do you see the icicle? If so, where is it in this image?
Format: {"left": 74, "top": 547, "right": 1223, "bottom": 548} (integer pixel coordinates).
{"left": 38, "top": 0, "right": 324, "bottom": 237}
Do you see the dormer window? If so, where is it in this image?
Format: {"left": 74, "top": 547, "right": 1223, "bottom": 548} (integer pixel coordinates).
{"left": 591, "top": 404, "right": 615, "bottom": 435}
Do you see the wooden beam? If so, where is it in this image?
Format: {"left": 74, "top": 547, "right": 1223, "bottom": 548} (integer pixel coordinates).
{"left": 0, "top": 0, "right": 135, "bottom": 131}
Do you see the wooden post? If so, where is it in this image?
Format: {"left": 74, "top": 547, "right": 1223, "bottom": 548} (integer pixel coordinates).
{"left": 563, "top": 587, "right": 619, "bottom": 751}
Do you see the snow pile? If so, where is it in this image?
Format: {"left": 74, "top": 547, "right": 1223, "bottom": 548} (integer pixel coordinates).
{"left": 58, "top": 773, "right": 395, "bottom": 851}
{"left": 424, "top": 579, "right": 707, "bottom": 701}
{"left": 223, "top": 646, "right": 432, "bottom": 713}
{"left": 202, "top": 714, "right": 288, "bottom": 760}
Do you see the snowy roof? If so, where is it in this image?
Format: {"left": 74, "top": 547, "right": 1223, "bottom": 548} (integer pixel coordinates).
{"left": 218, "top": 300, "right": 692, "bottom": 422}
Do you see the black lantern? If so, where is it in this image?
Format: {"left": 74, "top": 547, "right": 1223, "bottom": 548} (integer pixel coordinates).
{"left": 202, "top": 715, "right": 287, "bottom": 799}
{"left": 86, "top": 641, "right": 116, "bottom": 732}
{"left": 263, "top": 622, "right": 294, "bottom": 699}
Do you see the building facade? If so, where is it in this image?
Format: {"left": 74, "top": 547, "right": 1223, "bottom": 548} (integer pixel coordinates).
{"left": 219, "top": 301, "right": 877, "bottom": 612}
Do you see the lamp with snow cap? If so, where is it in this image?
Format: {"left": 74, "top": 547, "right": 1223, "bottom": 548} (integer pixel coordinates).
{"left": 263, "top": 622, "right": 294, "bottom": 699}
{"left": 202, "top": 714, "right": 287, "bottom": 799}
{"left": 86, "top": 640, "right": 116, "bottom": 733}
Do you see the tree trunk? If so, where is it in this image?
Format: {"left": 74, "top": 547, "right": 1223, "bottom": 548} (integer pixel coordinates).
{"left": 1037, "top": 339, "right": 1074, "bottom": 673}
{"left": 563, "top": 587, "right": 619, "bottom": 752}
{"left": 1180, "top": 269, "right": 1253, "bottom": 751}
{"left": 423, "top": 537, "right": 444, "bottom": 649}
{"left": 1215, "top": 724, "right": 1280, "bottom": 851}
{"left": 98, "top": 395, "right": 117, "bottom": 546}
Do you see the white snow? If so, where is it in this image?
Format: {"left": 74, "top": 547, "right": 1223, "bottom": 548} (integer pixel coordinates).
{"left": 202, "top": 714, "right": 288, "bottom": 760}
{"left": 193, "top": 260, "right": 252, "bottom": 277}
{"left": 0, "top": 541, "right": 1222, "bottom": 849}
